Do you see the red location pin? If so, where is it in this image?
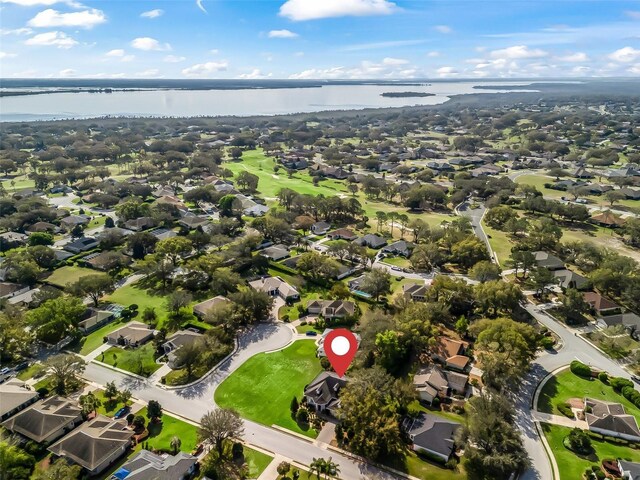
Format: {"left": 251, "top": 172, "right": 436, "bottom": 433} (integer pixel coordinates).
{"left": 324, "top": 328, "right": 359, "bottom": 378}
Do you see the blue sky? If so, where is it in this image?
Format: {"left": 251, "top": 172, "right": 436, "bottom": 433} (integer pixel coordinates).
{"left": 1, "top": 0, "right": 639, "bottom": 79}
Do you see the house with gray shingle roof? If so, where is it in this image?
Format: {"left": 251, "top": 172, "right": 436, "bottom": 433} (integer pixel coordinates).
{"left": 2, "top": 396, "right": 82, "bottom": 443}
{"left": 112, "top": 450, "right": 197, "bottom": 480}
{"left": 0, "top": 378, "right": 38, "bottom": 421}
{"left": 585, "top": 398, "right": 640, "bottom": 442}
{"left": 402, "top": 413, "right": 460, "bottom": 462}
{"left": 303, "top": 371, "right": 347, "bottom": 416}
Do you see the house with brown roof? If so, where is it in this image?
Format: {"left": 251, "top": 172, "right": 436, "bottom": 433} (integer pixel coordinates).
{"left": 60, "top": 214, "right": 90, "bottom": 231}
{"left": 327, "top": 228, "right": 358, "bottom": 241}
{"left": 2, "top": 396, "right": 82, "bottom": 443}
{"left": 584, "top": 398, "right": 640, "bottom": 442}
{"left": 124, "top": 217, "right": 155, "bottom": 232}
{"left": 590, "top": 211, "right": 626, "bottom": 228}
{"left": 192, "top": 295, "right": 230, "bottom": 318}
{"left": 584, "top": 292, "right": 620, "bottom": 314}
{"left": 162, "top": 330, "right": 204, "bottom": 368}
{"left": 0, "top": 378, "right": 39, "bottom": 421}
{"left": 431, "top": 337, "right": 470, "bottom": 371}
{"left": 403, "top": 282, "right": 429, "bottom": 302}
{"left": 105, "top": 322, "right": 154, "bottom": 347}
{"left": 26, "top": 222, "right": 60, "bottom": 234}
{"left": 177, "top": 214, "right": 210, "bottom": 230}
{"left": 81, "top": 251, "right": 131, "bottom": 272}
{"left": 48, "top": 415, "right": 134, "bottom": 475}
{"left": 413, "top": 366, "right": 468, "bottom": 404}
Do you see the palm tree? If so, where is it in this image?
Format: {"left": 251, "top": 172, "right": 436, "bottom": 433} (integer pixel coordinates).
{"left": 324, "top": 457, "right": 340, "bottom": 479}
{"left": 170, "top": 436, "right": 181, "bottom": 454}
{"left": 310, "top": 457, "right": 326, "bottom": 480}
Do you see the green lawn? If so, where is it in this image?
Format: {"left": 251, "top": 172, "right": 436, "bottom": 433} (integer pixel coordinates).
{"left": 542, "top": 423, "right": 640, "bottom": 480}
{"left": 16, "top": 362, "right": 45, "bottom": 381}
{"left": 481, "top": 221, "right": 512, "bottom": 266}
{"left": 105, "top": 283, "right": 170, "bottom": 327}
{"left": 243, "top": 447, "right": 273, "bottom": 479}
{"left": 514, "top": 174, "right": 565, "bottom": 199}
{"left": 1, "top": 175, "right": 35, "bottom": 191}
{"left": 215, "top": 340, "right": 322, "bottom": 438}
{"left": 382, "top": 256, "right": 411, "bottom": 268}
{"left": 401, "top": 451, "right": 465, "bottom": 480}
{"left": 134, "top": 406, "right": 199, "bottom": 454}
{"left": 45, "top": 265, "right": 98, "bottom": 288}
{"left": 537, "top": 369, "right": 640, "bottom": 424}
{"left": 75, "top": 319, "right": 126, "bottom": 355}
{"left": 90, "top": 388, "right": 132, "bottom": 417}
{"left": 101, "top": 343, "right": 161, "bottom": 377}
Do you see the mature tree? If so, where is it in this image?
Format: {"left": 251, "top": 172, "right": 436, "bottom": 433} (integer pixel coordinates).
{"left": 126, "top": 232, "right": 158, "bottom": 259}
{"left": 70, "top": 273, "right": 114, "bottom": 307}
{"left": 530, "top": 267, "right": 556, "bottom": 297}
{"left": 228, "top": 289, "right": 274, "bottom": 324}
{"left": 508, "top": 250, "right": 536, "bottom": 279}
{"left": 484, "top": 205, "right": 517, "bottom": 230}
{"left": 44, "top": 354, "right": 86, "bottom": 394}
{"left": 410, "top": 243, "right": 443, "bottom": 272}
{"left": 297, "top": 251, "right": 340, "bottom": 282}
{"left": 34, "top": 459, "right": 82, "bottom": 480}
{"left": 0, "top": 434, "right": 36, "bottom": 480}
{"left": 78, "top": 391, "right": 102, "bottom": 418}
{"left": 104, "top": 380, "right": 118, "bottom": 401}
{"left": 469, "top": 318, "right": 538, "bottom": 391}
{"left": 450, "top": 237, "right": 488, "bottom": 269}
{"left": 28, "top": 297, "right": 85, "bottom": 344}
{"left": 27, "top": 232, "right": 54, "bottom": 247}
{"left": 3, "top": 250, "right": 42, "bottom": 286}
{"left": 27, "top": 245, "right": 58, "bottom": 269}
{"left": 0, "top": 313, "right": 33, "bottom": 363}
{"left": 166, "top": 290, "right": 193, "bottom": 315}
{"left": 174, "top": 340, "right": 204, "bottom": 379}
{"left": 199, "top": 409, "right": 245, "bottom": 457}
{"left": 138, "top": 254, "right": 174, "bottom": 289}
{"left": 156, "top": 237, "right": 193, "bottom": 266}
{"left": 170, "top": 436, "right": 182, "bottom": 455}
{"left": 427, "top": 275, "right": 475, "bottom": 317}
{"left": 558, "top": 288, "right": 590, "bottom": 324}
{"left": 458, "top": 392, "right": 529, "bottom": 479}
{"left": 236, "top": 171, "right": 259, "bottom": 192}
{"left": 474, "top": 281, "right": 523, "bottom": 316}
{"left": 360, "top": 269, "right": 391, "bottom": 301}
{"left": 469, "top": 260, "right": 502, "bottom": 282}
{"left": 374, "top": 330, "right": 406, "bottom": 374}
{"left": 147, "top": 400, "right": 163, "bottom": 422}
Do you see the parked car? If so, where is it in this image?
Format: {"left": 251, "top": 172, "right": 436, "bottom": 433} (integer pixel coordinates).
{"left": 114, "top": 406, "right": 130, "bottom": 419}
{"left": 305, "top": 331, "right": 318, "bottom": 337}
{"left": 632, "top": 375, "right": 640, "bottom": 385}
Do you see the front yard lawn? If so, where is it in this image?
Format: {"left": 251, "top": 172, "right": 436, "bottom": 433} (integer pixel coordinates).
{"left": 243, "top": 447, "right": 273, "bottom": 479}
{"left": 215, "top": 340, "right": 322, "bottom": 438}
{"left": 384, "top": 450, "right": 465, "bottom": 480}
{"left": 105, "top": 283, "right": 170, "bottom": 327}
{"left": 537, "top": 369, "right": 640, "bottom": 424}
{"left": 480, "top": 221, "right": 512, "bottom": 266}
{"left": 90, "top": 388, "right": 133, "bottom": 417}
{"left": 16, "top": 362, "right": 45, "bottom": 381}
{"left": 382, "top": 256, "right": 411, "bottom": 268}
{"left": 542, "top": 423, "right": 640, "bottom": 480}
{"left": 101, "top": 343, "right": 161, "bottom": 377}
{"left": 134, "top": 406, "right": 199, "bottom": 454}
{"left": 46, "top": 265, "right": 98, "bottom": 289}
{"left": 75, "top": 319, "right": 126, "bottom": 355}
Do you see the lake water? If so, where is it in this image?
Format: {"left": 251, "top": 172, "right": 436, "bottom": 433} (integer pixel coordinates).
{"left": 0, "top": 81, "right": 537, "bottom": 122}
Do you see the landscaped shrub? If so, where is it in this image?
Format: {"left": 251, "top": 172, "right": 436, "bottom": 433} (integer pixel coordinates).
{"left": 557, "top": 402, "right": 574, "bottom": 418}
{"left": 597, "top": 372, "right": 609, "bottom": 384}
{"left": 539, "top": 336, "right": 555, "bottom": 350}
{"left": 570, "top": 360, "right": 592, "bottom": 378}
{"left": 610, "top": 376, "right": 634, "bottom": 392}
{"left": 564, "top": 427, "right": 592, "bottom": 454}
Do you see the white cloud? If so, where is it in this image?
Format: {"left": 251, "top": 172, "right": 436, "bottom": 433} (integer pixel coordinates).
{"left": 628, "top": 64, "right": 640, "bottom": 74}
{"left": 28, "top": 9, "right": 106, "bottom": 29}
{"left": 1, "top": 0, "right": 82, "bottom": 6}
{"left": 1, "top": 27, "right": 33, "bottom": 35}
{"left": 131, "top": 37, "right": 170, "bottom": 51}
{"left": 58, "top": 68, "right": 75, "bottom": 77}
{"left": 106, "top": 49, "right": 124, "bottom": 57}
{"left": 426, "top": 51, "right": 440, "bottom": 57}
{"left": 436, "top": 66, "right": 458, "bottom": 77}
{"left": 280, "top": 0, "right": 396, "bottom": 21}
{"left": 0, "top": 51, "right": 17, "bottom": 59}
{"left": 608, "top": 46, "right": 640, "bottom": 63}
{"left": 382, "top": 57, "right": 408, "bottom": 65}
{"left": 268, "top": 29, "right": 298, "bottom": 38}
{"left": 557, "top": 52, "right": 589, "bottom": 62}
{"left": 239, "top": 69, "right": 272, "bottom": 79}
{"left": 196, "top": 0, "right": 207, "bottom": 14}
{"left": 25, "top": 30, "right": 77, "bottom": 48}
{"left": 209, "top": 49, "right": 219, "bottom": 55}
{"left": 490, "top": 45, "right": 548, "bottom": 59}
{"left": 141, "top": 9, "right": 163, "bottom": 19}
{"left": 434, "top": 25, "right": 452, "bottom": 34}
{"left": 164, "top": 55, "right": 186, "bottom": 63}
{"left": 182, "top": 60, "right": 228, "bottom": 77}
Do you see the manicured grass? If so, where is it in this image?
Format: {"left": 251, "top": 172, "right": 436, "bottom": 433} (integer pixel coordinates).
{"left": 384, "top": 450, "right": 465, "bottom": 480}
{"left": 101, "top": 343, "right": 161, "bottom": 377}
{"left": 243, "top": 447, "right": 273, "bottom": 479}
{"left": 382, "top": 256, "right": 411, "bottom": 268}
{"left": 76, "top": 320, "right": 126, "bottom": 355}
{"left": 134, "top": 406, "right": 199, "bottom": 454}
{"left": 215, "top": 340, "right": 322, "bottom": 438}
{"left": 1, "top": 175, "right": 35, "bottom": 191}
{"left": 542, "top": 423, "right": 640, "bottom": 480}
{"left": 562, "top": 227, "right": 640, "bottom": 263}
{"left": 537, "top": 369, "right": 640, "bottom": 424}
{"left": 481, "top": 221, "right": 513, "bottom": 266}
{"left": 90, "top": 389, "right": 132, "bottom": 417}
{"left": 45, "top": 265, "right": 98, "bottom": 288}
{"left": 16, "top": 362, "right": 45, "bottom": 381}
{"left": 408, "top": 400, "right": 466, "bottom": 424}
{"left": 514, "top": 174, "right": 565, "bottom": 199}
{"left": 105, "top": 283, "right": 170, "bottom": 326}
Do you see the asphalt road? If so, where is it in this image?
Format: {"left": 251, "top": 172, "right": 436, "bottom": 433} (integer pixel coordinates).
{"left": 81, "top": 320, "right": 400, "bottom": 480}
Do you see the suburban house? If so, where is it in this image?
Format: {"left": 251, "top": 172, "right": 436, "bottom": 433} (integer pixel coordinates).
{"left": 60, "top": 214, "right": 90, "bottom": 231}
{"left": 0, "top": 282, "right": 30, "bottom": 300}
{"left": 81, "top": 251, "right": 131, "bottom": 271}
{"left": 162, "top": 330, "right": 204, "bottom": 369}
{"left": 233, "top": 194, "right": 269, "bottom": 217}
{"left": 105, "top": 322, "right": 155, "bottom": 348}
{"left": 403, "top": 282, "right": 430, "bottom": 302}
{"left": 64, "top": 237, "right": 99, "bottom": 254}
{"left": 26, "top": 222, "right": 60, "bottom": 234}
{"left": 78, "top": 307, "right": 116, "bottom": 334}
{"left": 327, "top": 228, "right": 358, "bottom": 241}
{"left": 0, "top": 231, "right": 28, "bottom": 249}
{"left": 48, "top": 415, "right": 134, "bottom": 475}
{"left": 402, "top": 413, "right": 460, "bottom": 462}
{"left": 306, "top": 300, "right": 355, "bottom": 319}
{"left": 584, "top": 398, "right": 640, "bottom": 442}
{"left": 347, "top": 274, "right": 367, "bottom": 293}
{"left": 553, "top": 269, "right": 589, "bottom": 290}
{"left": 583, "top": 292, "right": 620, "bottom": 314}
{"left": 303, "top": 371, "right": 347, "bottom": 416}
{"left": 355, "top": 234, "right": 387, "bottom": 249}
{"left": 597, "top": 313, "right": 640, "bottom": 336}
{"left": 249, "top": 276, "right": 299, "bottom": 301}
{"left": 150, "top": 228, "right": 177, "bottom": 241}
{"left": 317, "top": 329, "right": 361, "bottom": 357}
{"left": 590, "top": 211, "right": 626, "bottom": 228}
{"left": 0, "top": 378, "right": 39, "bottom": 421}
{"left": 431, "top": 337, "right": 470, "bottom": 371}
{"left": 193, "top": 295, "right": 230, "bottom": 319}
{"left": 177, "top": 214, "right": 210, "bottom": 230}
{"left": 2, "top": 396, "right": 83, "bottom": 443}
{"left": 124, "top": 217, "right": 155, "bottom": 232}
{"left": 413, "top": 366, "right": 468, "bottom": 404}
{"left": 311, "top": 221, "right": 331, "bottom": 235}
{"left": 533, "top": 251, "right": 565, "bottom": 270}
{"left": 619, "top": 460, "right": 640, "bottom": 480}
{"left": 382, "top": 240, "right": 414, "bottom": 257}
{"left": 259, "top": 244, "right": 290, "bottom": 261}
{"left": 112, "top": 450, "right": 197, "bottom": 480}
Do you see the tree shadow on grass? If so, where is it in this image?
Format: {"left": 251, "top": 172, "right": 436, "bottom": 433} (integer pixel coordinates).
{"left": 146, "top": 420, "right": 163, "bottom": 439}
{"left": 537, "top": 375, "right": 558, "bottom": 413}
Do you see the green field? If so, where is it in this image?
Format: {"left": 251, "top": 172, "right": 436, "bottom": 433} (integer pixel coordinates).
{"left": 542, "top": 423, "right": 640, "bottom": 480}
{"left": 537, "top": 369, "right": 640, "bottom": 424}
{"left": 101, "top": 343, "right": 161, "bottom": 377}
{"left": 76, "top": 319, "right": 126, "bottom": 355}
{"left": 46, "top": 265, "right": 98, "bottom": 288}
{"left": 215, "top": 340, "right": 322, "bottom": 438}
{"left": 481, "top": 221, "right": 513, "bottom": 266}
{"left": 243, "top": 447, "right": 273, "bottom": 479}
{"left": 135, "top": 406, "right": 199, "bottom": 454}
{"left": 105, "top": 283, "right": 170, "bottom": 326}
{"left": 16, "top": 362, "right": 45, "bottom": 381}
{"left": 89, "top": 388, "right": 132, "bottom": 417}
